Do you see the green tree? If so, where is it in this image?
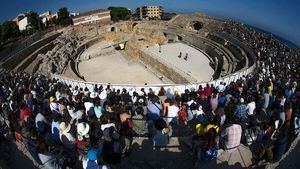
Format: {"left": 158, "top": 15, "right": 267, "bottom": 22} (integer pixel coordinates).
{"left": 45, "top": 18, "right": 49, "bottom": 29}
{"left": 57, "top": 7, "right": 73, "bottom": 26}
{"left": 108, "top": 6, "right": 131, "bottom": 22}
{"left": 0, "top": 24, "right": 3, "bottom": 44}
{"left": 1, "top": 21, "right": 20, "bottom": 41}
{"left": 49, "top": 16, "right": 57, "bottom": 25}
{"left": 26, "top": 11, "right": 41, "bottom": 31}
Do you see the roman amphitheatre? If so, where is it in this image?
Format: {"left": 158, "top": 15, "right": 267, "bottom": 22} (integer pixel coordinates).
{"left": 1, "top": 13, "right": 256, "bottom": 91}
{"left": 2, "top": 12, "right": 300, "bottom": 169}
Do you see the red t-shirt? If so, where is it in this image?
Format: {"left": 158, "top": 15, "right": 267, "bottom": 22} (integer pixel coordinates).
{"left": 204, "top": 87, "right": 211, "bottom": 97}
{"left": 19, "top": 107, "right": 32, "bottom": 121}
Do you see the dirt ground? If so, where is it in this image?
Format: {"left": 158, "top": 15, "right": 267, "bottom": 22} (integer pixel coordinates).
{"left": 144, "top": 42, "right": 214, "bottom": 83}
{"left": 78, "top": 51, "right": 164, "bottom": 85}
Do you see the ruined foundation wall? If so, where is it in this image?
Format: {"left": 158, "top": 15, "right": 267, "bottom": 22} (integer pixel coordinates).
{"left": 125, "top": 44, "right": 189, "bottom": 84}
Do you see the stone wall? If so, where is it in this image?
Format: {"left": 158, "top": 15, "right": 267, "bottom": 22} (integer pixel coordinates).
{"left": 71, "top": 36, "right": 104, "bottom": 80}
{"left": 0, "top": 32, "right": 42, "bottom": 60}
{"left": 125, "top": 44, "right": 189, "bottom": 84}
{"left": 76, "top": 36, "right": 104, "bottom": 55}
{"left": 1, "top": 33, "right": 61, "bottom": 70}
{"left": 67, "top": 59, "right": 84, "bottom": 80}
{"left": 15, "top": 42, "right": 54, "bottom": 72}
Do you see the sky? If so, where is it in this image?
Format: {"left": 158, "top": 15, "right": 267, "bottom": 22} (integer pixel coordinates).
{"left": 0, "top": 0, "right": 299, "bottom": 46}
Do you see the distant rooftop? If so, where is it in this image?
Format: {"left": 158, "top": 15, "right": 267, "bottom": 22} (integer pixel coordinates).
{"left": 73, "top": 9, "right": 110, "bottom": 19}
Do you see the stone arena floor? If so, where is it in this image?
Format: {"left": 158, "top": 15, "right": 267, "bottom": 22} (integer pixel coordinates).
{"left": 143, "top": 42, "right": 214, "bottom": 83}
{"left": 78, "top": 51, "right": 164, "bottom": 85}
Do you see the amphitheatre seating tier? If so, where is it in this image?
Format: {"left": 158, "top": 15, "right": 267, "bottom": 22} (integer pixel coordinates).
{"left": 64, "top": 36, "right": 105, "bottom": 81}
{"left": 215, "top": 32, "right": 256, "bottom": 67}
{"left": 204, "top": 46, "right": 224, "bottom": 79}
{"left": 0, "top": 32, "right": 61, "bottom": 70}
{"left": 207, "top": 34, "right": 253, "bottom": 72}
{"left": 3, "top": 14, "right": 300, "bottom": 169}
{"left": 14, "top": 42, "right": 55, "bottom": 72}
{"left": 181, "top": 40, "right": 223, "bottom": 80}
{"left": 225, "top": 42, "right": 246, "bottom": 72}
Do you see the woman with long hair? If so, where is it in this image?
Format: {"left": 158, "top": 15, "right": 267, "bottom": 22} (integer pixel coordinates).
{"left": 199, "top": 127, "right": 220, "bottom": 161}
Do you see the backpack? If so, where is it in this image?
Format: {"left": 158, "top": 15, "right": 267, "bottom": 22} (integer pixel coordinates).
{"left": 86, "top": 160, "right": 99, "bottom": 169}
{"left": 21, "top": 127, "right": 30, "bottom": 139}
{"left": 127, "top": 119, "right": 135, "bottom": 129}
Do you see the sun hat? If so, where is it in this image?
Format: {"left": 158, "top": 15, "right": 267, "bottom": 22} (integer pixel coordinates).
{"left": 138, "top": 98, "right": 144, "bottom": 103}
{"left": 50, "top": 96, "right": 55, "bottom": 102}
{"left": 84, "top": 91, "right": 89, "bottom": 97}
{"left": 31, "top": 90, "right": 36, "bottom": 96}
{"left": 60, "top": 122, "right": 71, "bottom": 134}
{"left": 240, "top": 98, "right": 244, "bottom": 103}
{"left": 77, "top": 122, "right": 90, "bottom": 136}
{"left": 50, "top": 102, "right": 59, "bottom": 111}
{"left": 90, "top": 91, "right": 98, "bottom": 99}
{"left": 87, "top": 148, "right": 102, "bottom": 161}
{"left": 57, "top": 93, "right": 64, "bottom": 101}
{"left": 128, "top": 90, "right": 134, "bottom": 96}
{"left": 73, "top": 90, "right": 79, "bottom": 96}
{"left": 99, "top": 90, "right": 107, "bottom": 100}
{"left": 137, "top": 90, "right": 144, "bottom": 96}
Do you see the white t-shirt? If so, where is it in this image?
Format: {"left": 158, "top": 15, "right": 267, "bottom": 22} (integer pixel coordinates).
{"left": 60, "top": 132, "right": 76, "bottom": 142}
{"left": 247, "top": 101, "right": 256, "bottom": 115}
{"left": 167, "top": 105, "right": 179, "bottom": 123}
{"left": 84, "top": 102, "right": 94, "bottom": 115}
{"left": 50, "top": 102, "right": 58, "bottom": 113}
{"left": 55, "top": 91, "right": 60, "bottom": 101}
{"left": 35, "top": 113, "right": 47, "bottom": 128}
{"left": 68, "top": 109, "right": 83, "bottom": 120}
{"left": 101, "top": 123, "right": 115, "bottom": 131}
{"left": 263, "top": 93, "right": 270, "bottom": 109}
{"left": 38, "top": 153, "right": 55, "bottom": 168}
{"left": 51, "top": 121, "right": 60, "bottom": 134}
{"left": 82, "top": 159, "right": 109, "bottom": 169}
{"left": 218, "top": 84, "right": 226, "bottom": 93}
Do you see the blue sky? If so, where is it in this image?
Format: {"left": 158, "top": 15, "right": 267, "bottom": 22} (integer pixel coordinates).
{"left": 0, "top": 0, "right": 299, "bottom": 46}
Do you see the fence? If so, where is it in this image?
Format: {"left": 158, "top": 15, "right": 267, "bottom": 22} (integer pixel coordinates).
{"left": 51, "top": 61, "right": 256, "bottom": 95}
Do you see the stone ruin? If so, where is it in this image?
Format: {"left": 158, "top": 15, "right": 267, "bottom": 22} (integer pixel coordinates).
{"left": 36, "top": 28, "right": 81, "bottom": 76}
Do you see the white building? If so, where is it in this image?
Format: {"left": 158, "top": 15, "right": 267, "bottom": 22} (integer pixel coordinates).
{"left": 12, "top": 13, "right": 26, "bottom": 26}
{"left": 19, "top": 17, "right": 29, "bottom": 31}
{"left": 72, "top": 9, "right": 111, "bottom": 26}
{"left": 136, "top": 6, "right": 163, "bottom": 20}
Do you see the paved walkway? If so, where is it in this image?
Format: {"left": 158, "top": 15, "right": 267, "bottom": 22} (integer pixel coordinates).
{"left": 78, "top": 52, "right": 164, "bottom": 85}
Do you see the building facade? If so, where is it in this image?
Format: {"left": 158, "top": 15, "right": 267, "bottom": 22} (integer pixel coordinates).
{"left": 18, "top": 17, "right": 30, "bottom": 31}
{"left": 12, "top": 13, "right": 26, "bottom": 26}
{"left": 72, "top": 9, "right": 111, "bottom": 26}
{"left": 136, "top": 6, "right": 163, "bottom": 20}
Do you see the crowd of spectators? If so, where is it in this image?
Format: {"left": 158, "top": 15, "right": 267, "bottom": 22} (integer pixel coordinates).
{"left": 0, "top": 21, "right": 300, "bottom": 169}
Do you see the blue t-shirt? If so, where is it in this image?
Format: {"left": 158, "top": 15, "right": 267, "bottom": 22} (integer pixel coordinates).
{"left": 94, "top": 106, "right": 103, "bottom": 118}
